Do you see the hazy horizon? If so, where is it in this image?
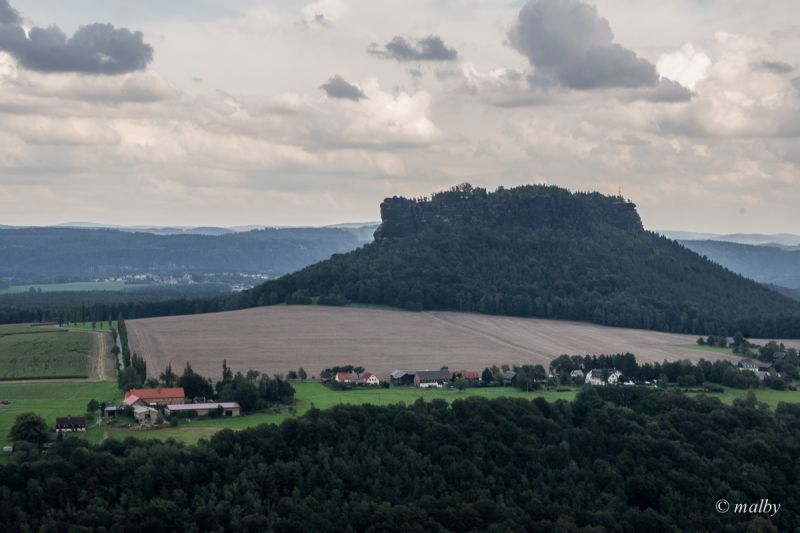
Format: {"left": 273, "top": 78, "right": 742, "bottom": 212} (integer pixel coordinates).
{"left": 0, "top": 0, "right": 798, "bottom": 233}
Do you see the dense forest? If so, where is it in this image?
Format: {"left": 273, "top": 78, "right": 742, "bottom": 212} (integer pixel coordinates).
{"left": 0, "top": 226, "right": 363, "bottom": 283}
{"left": 0, "top": 285, "right": 232, "bottom": 325}
{"left": 242, "top": 184, "right": 800, "bottom": 337}
{"left": 680, "top": 240, "right": 800, "bottom": 290}
{"left": 2, "top": 390, "right": 798, "bottom": 531}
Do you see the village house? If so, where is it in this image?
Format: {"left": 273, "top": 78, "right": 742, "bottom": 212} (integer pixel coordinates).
{"left": 124, "top": 387, "right": 186, "bottom": 406}
{"left": 453, "top": 370, "right": 481, "bottom": 382}
{"left": 335, "top": 372, "right": 354, "bottom": 383}
{"left": 414, "top": 370, "right": 451, "bottom": 388}
{"left": 569, "top": 369, "right": 585, "bottom": 381}
{"left": 55, "top": 416, "right": 86, "bottom": 432}
{"left": 738, "top": 360, "right": 773, "bottom": 373}
{"left": 390, "top": 370, "right": 416, "bottom": 386}
{"left": 502, "top": 370, "right": 517, "bottom": 386}
{"left": 165, "top": 402, "right": 241, "bottom": 417}
{"left": 358, "top": 372, "right": 380, "bottom": 385}
{"left": 585, "top": 369, "right": 622, "bottom": 386}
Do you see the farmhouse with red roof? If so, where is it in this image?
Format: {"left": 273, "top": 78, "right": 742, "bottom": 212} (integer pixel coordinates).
{"left": 124, "top": 387, "right": 186, "bottom": 406}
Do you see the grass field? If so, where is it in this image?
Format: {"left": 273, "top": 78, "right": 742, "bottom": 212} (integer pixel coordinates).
{"left": 0, "top": 381, "right": 120, "bottom": 447}
{"left": 0, "top": 281, "right": 133, "bottom": 294}
{"left": 104, "top": 383, "right": 574, "bottom": 444}
{"left": 105, "top": 382, "right": 800, "bottom": 444}
{"left": 678, "top": 344, "right": 736, "bottom": 355}
{"left": 3, "top": 380, "right": 800, "bottom": 447}
{"left": 0, "top": 330, "right": 91, "bottom": 379}
{"left": 63, "top": 322, "right": 114, "bottom": 332}
{"left": 0, "top": 323, "right": 59, "bottom": 336}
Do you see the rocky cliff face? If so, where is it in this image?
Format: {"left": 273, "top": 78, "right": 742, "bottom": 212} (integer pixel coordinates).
{"left": 374, "top": 184, "right": 643, "bottom": 240}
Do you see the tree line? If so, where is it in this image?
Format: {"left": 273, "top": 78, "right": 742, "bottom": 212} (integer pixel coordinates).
{"left": 1, "top": 390, "right": 798, "bottom": 531}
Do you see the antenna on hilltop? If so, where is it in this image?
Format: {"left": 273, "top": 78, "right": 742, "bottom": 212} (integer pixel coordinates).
{"left": 618, "top": 185, "right": 623, "bottom": 198}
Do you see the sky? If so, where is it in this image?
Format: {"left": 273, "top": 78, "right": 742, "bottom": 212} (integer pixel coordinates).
{"left": 0, "top": 0, "right": 798, "bottom": 232}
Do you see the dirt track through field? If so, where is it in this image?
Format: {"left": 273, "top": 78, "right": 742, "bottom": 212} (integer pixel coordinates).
{"left": 128, "top": 306, "right": 800, "bottom": 380}
{"left": 89, "top": 331, "right": 113, "bottom": 381}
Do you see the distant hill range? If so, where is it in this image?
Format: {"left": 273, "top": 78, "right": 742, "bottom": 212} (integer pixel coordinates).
{"left": 238, "top": 184, "right": 800, "bottom": 338}
{"left": 0, "top": 226, "right": 371, "bottom": 283}
{"left": 675, "top": 240, "right": 800, "bottom": 291}
{"left": 660, "top": 230, "right": 800, "bottom": 247}
{"left": 2, "top": 221, "right": 379, "bottom": 239}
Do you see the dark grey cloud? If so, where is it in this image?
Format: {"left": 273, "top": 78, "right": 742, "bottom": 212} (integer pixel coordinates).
{"left": 634, "top": 78, "right": 692, "bottom": 103}
{"left": 320, "top": 75, "right": 366, "bottom": 101}
{"left": 761, "top": 60, "right": 793, "bottom": 73}
{"left": 0, "top": 1, "right": 152, "bottom": 75}
{"left": 0, "top": 0, "right": 20, "bottom": 25}
{"left": 509, "top": 0, "right": 659, "bottom": 90}
{"left": 368, "top": 35, "right": 457, "bottom": 62}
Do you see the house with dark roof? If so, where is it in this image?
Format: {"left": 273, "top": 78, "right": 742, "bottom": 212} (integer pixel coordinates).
{"left": 124, "top": 387, "right": 185, "bottom": 406}
{"left": 55, "top": 416, "right": 86, "bottom": 432}
{"left": 414, "top": 370, "right": 450, "bottom": 388}
{"left": 502, "top": 370, "right": 516, "bottom": 385}
{"left": 390, "top": 370, "right": 416, "bottom": 386}
{"left": 569, "top": 369, "right": 585, "bottom": 380}
{"left": 738, "top": 360, "right": 773, "bottom": 372}
{"left": 585, "top": 369, "right": 622, "bottom": 386}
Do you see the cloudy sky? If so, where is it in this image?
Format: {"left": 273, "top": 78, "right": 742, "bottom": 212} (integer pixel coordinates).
{"left": 0, "top": 0, "right": 798, "bottom": 232}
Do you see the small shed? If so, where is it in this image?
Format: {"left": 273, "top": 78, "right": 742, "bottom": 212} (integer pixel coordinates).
{"left": 133, "top": 405, "right": 159, "bottom": 425}
{"left": 103, "top": 405, "right": 121, "bottom": 418}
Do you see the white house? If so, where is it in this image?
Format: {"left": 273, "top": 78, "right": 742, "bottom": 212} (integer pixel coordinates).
{"left": 585, "top": 369, "right": 622, "bottom": 386}
{"left": 360, "top": 372, "right": 380, "bottom": 385}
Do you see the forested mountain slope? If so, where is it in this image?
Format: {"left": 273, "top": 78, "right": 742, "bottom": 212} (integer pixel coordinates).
{"left": 241, "top": 184, "right": 800, "bottom": 337}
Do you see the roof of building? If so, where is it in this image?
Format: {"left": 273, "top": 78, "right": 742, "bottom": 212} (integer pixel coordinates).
{"left": 123, "top": 395, "right": 142, "bottom": 406}
{"left": 417, "top": 370, "right": 451, "bottom": 381}
{"left": 125, "top": 388, "right": 185, "bottom": 400}
{"left": 587, "top": 368, "right": 621, "bottom": 378}
{"left": 166, "top": 402, "right": 240, "bottom": 411}
{"left": 133, "top": 404, "right": 158, "bottom": 414}
{"left": 458, "top": 370, "right": 480, "bottom": 379}
{"left": 55, "top": 416, "right": 86, "bottom": 426}
{"left": 570, "top": 369, "right": 584, "bottom": 376}
{"left": 361, "top": 372, "right": 374, "bottom": 379}
{"left": 335, "top": 372, "right": 353, "bottom": 381}
{"left": 502, "top": 370, "right": 517, "bottom": 380}
{"left": 390, "top": 370, "right": 416, "bottom": 379}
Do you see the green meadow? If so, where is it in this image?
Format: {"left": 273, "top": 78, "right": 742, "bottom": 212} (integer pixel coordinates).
{"left": 0, "top": 281, "right": 133, "bottom": 294}
{"left": 4, "top": 380, "right": 800, "bottom": 448}
{"left": 0, "top": 329, "right": 91, "bottom": 379}
{"left": 677, "top": 343, "right": 736, "bottom": 356}
{"left": 0, "top": 381, "right": 120, "bottom": 447}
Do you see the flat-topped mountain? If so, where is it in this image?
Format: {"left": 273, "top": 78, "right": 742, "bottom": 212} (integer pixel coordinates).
{"left": 242, "top": 184, "right": 800, "bottom": 338}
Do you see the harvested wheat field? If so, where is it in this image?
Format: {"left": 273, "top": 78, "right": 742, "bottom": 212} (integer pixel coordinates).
{"left": 128, "top": 306, "right": 800, "bottom": 380}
